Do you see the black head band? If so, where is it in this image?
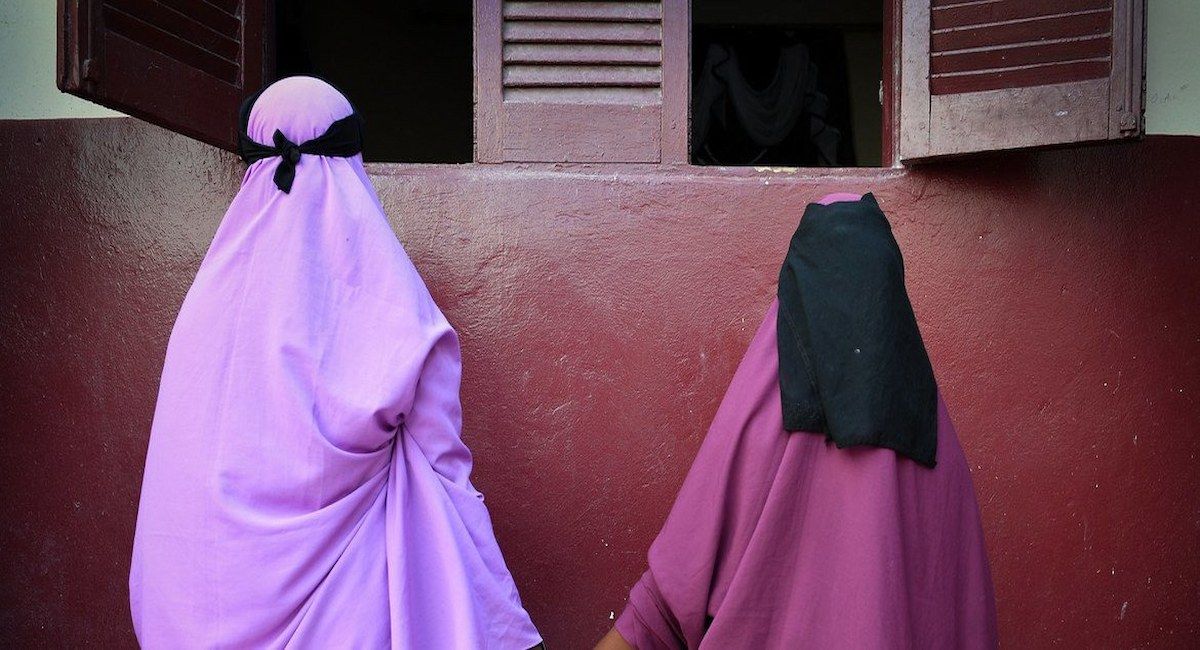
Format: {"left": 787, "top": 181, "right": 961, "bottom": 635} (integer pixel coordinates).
{"left": 236, "top": 88, "right": 364, "bottom": 193}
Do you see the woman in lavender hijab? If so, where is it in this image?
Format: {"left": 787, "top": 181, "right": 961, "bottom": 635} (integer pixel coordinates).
{"left": 129, "top": 77, "right": 542, "bottom": 649}
{"left": 596, "top": 193, "right": 998, "bottom": 649}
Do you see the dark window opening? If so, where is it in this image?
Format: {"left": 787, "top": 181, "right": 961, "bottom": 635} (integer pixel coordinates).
{"left": 691, "top": 0, "right": 883, "bottom": 167}
{"left": 275, "top": 0, "right": 473, "bottom": 163}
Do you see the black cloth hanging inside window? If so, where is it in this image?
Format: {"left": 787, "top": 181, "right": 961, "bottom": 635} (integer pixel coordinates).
{"left": 776, "top": 194, "right": 938, "bottom": 467}
{"left": 692, "top": 41, "right": 840, "bottom": 165}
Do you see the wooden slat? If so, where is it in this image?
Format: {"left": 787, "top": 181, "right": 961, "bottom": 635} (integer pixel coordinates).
{"left": 931, "top": 36, "right": 1110, "bottom": 74}
{"left": 202, "top": 0, "right": 240, "bottom": 14}
{"left": 503, "top": 21, "right": 662, "bottom": 45}
{"left": 157, "top": 0, "right": 241, "bottom": 38}
{"left": 504, "top": 43, "right": 661, "bottom": 65}
{"left": 102, "top": 6, "right": 238, "bottom": 82}
{"left": 504, "top": 1, "right": 661, "bottom": 23}
{"left": 932, "top": 10, "right": 1111, "bottom": 52}
{"left": 932, "top": 0, "right": 1111, "bottom": 30}
{"left": 931, "top": 58, "right": 1110, "bottom": 94}
{"left": 504, "top": 64, "right": 661, "bottom": 87}
{"left": 503, "top": 86, "right": 661, "bottom": 103}
{"left": 105, "top": 0, "right": 240, "bottom": 60}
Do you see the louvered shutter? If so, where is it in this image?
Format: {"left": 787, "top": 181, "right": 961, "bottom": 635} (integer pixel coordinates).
{"left": 899, "top": 0, "right": 1144, "bottom": 161}
{"left": 58, "top": 0, "right": 270, "bottom": 151}
{"left": 475, "top": 0, "right": 688, "bottom": 163}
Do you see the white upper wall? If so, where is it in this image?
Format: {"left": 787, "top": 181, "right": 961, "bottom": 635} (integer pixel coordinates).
{"left": 0, "top": 0, "right": 122, "bottom": 118}
{"left": 1145, "top": 0, "right": 1200, "bottom": 135}
{"left": 1, "top": 0, "right": 1197, "bottom": 134}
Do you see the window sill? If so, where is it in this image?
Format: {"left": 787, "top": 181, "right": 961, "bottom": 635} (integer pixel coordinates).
{"left": 362, "top": 161, "right": 908, "bottom": 183}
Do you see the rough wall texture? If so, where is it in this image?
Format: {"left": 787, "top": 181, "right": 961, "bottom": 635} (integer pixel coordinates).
{"left": 1, "top": 118, "right": 1197, "bottom": 648}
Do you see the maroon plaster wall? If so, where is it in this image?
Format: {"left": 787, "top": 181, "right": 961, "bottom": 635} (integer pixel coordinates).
{"left": 1, "top": 118, "right": 1197, "bottom": 648}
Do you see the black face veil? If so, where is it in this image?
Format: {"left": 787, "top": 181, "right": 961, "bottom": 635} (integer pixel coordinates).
{"left": 776, "top": 193, "right": 938, "bottom": 467}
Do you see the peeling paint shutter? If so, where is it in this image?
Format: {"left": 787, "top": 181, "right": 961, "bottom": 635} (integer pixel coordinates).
{"left": 475, "top": 0, "right": 688, "bottom": 163}
{"left": 58, "top": 0, "right": 270, "bottom": 151}
{"left": 899, "top": 0, "right": 1144, "bottom": 161}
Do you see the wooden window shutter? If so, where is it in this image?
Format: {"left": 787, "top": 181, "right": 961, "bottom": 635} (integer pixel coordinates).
{"left": 475, "top": 0, "right": 688, "bottom": 163}
{"left": 58, "top": 0, "right": 271, "bottom": 151}
{"left": 899, "top": 0, "right": 1145, "bottom": 161}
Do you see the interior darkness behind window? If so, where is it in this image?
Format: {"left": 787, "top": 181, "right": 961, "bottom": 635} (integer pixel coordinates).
{"left": 692, "top": 0, "right": 883, "bottom": 167}
{"left": 275, "top": 0, "right": 473, "bottom": 163}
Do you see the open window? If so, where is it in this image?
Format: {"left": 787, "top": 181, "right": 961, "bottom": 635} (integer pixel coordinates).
{"left": 59, "top": 1, "right": 1145, "bottom": 165}
{"left": 690, "top": 0, "right": 885, "bottom": 167}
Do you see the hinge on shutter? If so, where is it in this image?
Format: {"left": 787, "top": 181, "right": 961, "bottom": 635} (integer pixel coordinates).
{"left": 1117, "top": 109, "right": 1141, "bottom": 136}
{"left": 81, "top": 57, "right": 99, "bottom": 83}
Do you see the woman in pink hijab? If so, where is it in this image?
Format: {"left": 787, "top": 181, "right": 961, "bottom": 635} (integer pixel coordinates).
{"left": 130, "top": 77, "right": 542, "bottom": 649}
{"left": 597, "top": 193, "right": 998, "bottom": 649}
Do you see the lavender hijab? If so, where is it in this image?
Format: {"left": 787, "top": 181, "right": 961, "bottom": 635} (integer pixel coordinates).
{"left": 129, "top": 77, "right": 541, "bottom": 649}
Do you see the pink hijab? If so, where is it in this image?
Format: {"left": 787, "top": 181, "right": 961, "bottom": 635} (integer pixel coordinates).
{"left": 130, "top": 77, "right": 541, "bottom": 649}
{"left": 615, "top": 194, "right": 998, "bottom": 648}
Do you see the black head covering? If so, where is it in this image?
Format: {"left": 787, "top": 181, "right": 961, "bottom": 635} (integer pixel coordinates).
{"left": 777, "top": 193, "right": 938, "bottom": 467}
{"left": 236, "top": 83, "right": 364, "bottom": 193}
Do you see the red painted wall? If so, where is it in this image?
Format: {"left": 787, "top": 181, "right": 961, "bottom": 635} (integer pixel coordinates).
{"left": 1, "top": 119, "right": 1197, "bottom": 648}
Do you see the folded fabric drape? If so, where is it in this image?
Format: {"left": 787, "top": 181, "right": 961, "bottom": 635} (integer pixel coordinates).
{"left": 615, "top": 193, "right": 996, "bottom": 648}
{"left": 130, "top": 76, "right": 541, "bottom": 649}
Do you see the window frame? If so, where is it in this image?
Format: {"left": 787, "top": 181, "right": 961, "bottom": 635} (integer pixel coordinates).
{"left": 55, "top": 0, "right": 1144, "bottom": 170}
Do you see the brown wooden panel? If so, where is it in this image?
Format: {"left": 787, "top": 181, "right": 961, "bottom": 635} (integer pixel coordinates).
{"left": 105, "top": 0, "right": 240, "bottom": 59}
{"left": 503, "top": 86, "right": 660, "bottom": 103}
{"left": 58, "top": 0, "right": 270, "bottom": 151}
{"left": 900, "top": 0, "right": 1144, "bottom": 161}
{"left": 501, "top": 102, "right": 661, "bottom": 162}
{"left": 932, "top": 0, "right": 1111, "bottom": 30}
{"left": 156, "top": 0, "right": 240, "bottom": 37}
{"left": 99, "top": 28, "right": 236, "bottom": 141}
{"left": 658, "top": 0, "right": 687, "bottom": 163}
{"left": 927, "top": 79, "right": 1112, "bottom": 154}
{"left": 504, "top": 64, "right": 661, "bottom": 88}
{"left": 475, "top": 0, "right": 504, "bottom": 162}
{"left": 203, "top": 0, "right": 239, "bottom": 13}
{"left": 930, "top": 37, "right": 1111, "bottom": 75}
{"left": 1108, "top": 0, "right": 1143, "bottom": 137}
{"left": 931, "top": 59, "right": 1110, "bottom": 95}
{"left": 503, "top": 21, "right": 662, "bottom": 44}
{"left": 478, "top": 0, "right": 666, "bottom": 162}
{"left": 504, "top": 1, "right": 661, "bottom": 22}
{"left": 102, "top": 6, "right": 238, "bottom": 82}
{"left": 504, "top": 43, "right": 662, "bottom": 65}
{"left": 932, "top": 11, "right": 1112, "bottom": 52}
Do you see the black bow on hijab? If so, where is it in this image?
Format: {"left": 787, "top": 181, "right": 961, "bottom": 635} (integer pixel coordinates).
{"left": 236, "top": 88, "right": 364, "bottom": 193}
{"left": 776, "top": 194, "right": 939, "bottom": 467}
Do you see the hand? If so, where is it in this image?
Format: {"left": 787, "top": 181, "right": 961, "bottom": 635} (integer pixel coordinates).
{"left": 594, "top": 626, "right": 636, "bottom": 650}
